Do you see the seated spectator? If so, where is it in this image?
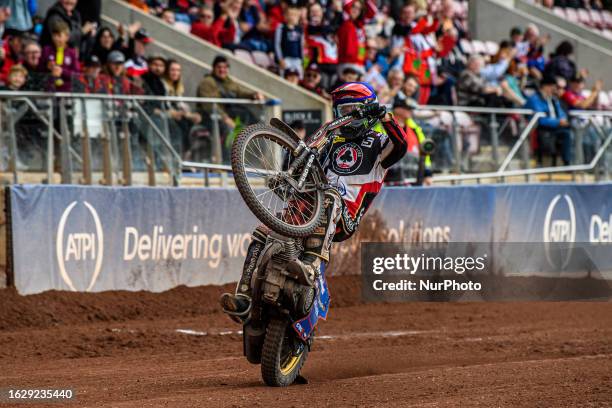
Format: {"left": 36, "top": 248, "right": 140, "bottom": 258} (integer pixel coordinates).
{"left": 196, "top": 55, "right": 263, "bottom": 146}
{"left": 237, "top": 0, "right": 271, "bottom": 52}
{"left": 284, "top": 67, "right": 300, "bottom": 85}
{"left": 141, "top": 53, "right": 167, "bottom": 113}
{"left": 328, "top": 66, "right": 361, "bottom": 92}
{"left": 0, "top": 63, "right": 27, "bottom": 91}
{"left": 125, "top": 28, "right": 152, "bottom": 78}
{"left": 0, "top": 29, "right": 26, "bottom": 85}
{"left": 191, "top": 5, "right": 215, "bottom": 43}
{"left": 210, "top": 0, "right": 241, "bottom": 49}
{"left": 160, "top": 9, "right": 177, "bottom": 28}
{"left": 544, "top": 41, "right": 577, "bottom": 82}
{"left": 524, "top": 76, "right": 572, "bottom": 166}
{"left": 481, "top": 42, "right": 515, "bottom": 89}
{"left": 103, "top": 50, "right": 140, "bottom": 94}
{"left": 337, "top": 0, "right": 376, "bottom": 76}
{"left": 456, "top": 55, "right": 502, "bottom": 107}
{"left": 39, "top": 21, "right": 80, "bottom": 91}
{"left": 90, "top": 26, "right": 126, "bottom": 65}
{"left": 501, "top": 60, "right": 528, "bottom": 107}
{"left": 524, "top": 24, "right": 547, "bottom": 81}
{"left": 274, "top": 3, "right": 304, "bottom": 78}
{"left": 299, "top": 63, "right": 329, "bottom": 99}
{"left": 381, "top": 68, "right": 405, "bottom": 104}
{"left": 22, "top": 40, "right": 45, "bottom": 91}
{"left": 162, "top": 59, "right": 202, "bottom": 154}
{"left": 76, "top": 55, "right": 105, "bottom": 93}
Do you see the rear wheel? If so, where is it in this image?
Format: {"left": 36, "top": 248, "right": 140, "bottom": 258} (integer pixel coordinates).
{"left": 261, "top": 318, "right": 308, "bottom": 386}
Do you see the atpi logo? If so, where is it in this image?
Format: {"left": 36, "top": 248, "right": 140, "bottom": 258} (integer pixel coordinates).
{"left": 543, "top": 194, "right": 576, "bottom": 269}
{"left": 56, "top": 201, "right": 104, "bottom": 291}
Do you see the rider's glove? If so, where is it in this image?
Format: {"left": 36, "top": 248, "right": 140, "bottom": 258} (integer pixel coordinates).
{"left": 354, "top": 103, "right": 387, "bottom": 120}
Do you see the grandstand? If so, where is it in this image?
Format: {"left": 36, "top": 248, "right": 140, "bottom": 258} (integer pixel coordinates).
{"left": 0, "top": 0, "right": 609, "bottom": 187}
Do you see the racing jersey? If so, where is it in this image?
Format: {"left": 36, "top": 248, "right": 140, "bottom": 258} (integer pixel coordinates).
{"left": 322, "top": 117, "right": 410, "bottom": 240}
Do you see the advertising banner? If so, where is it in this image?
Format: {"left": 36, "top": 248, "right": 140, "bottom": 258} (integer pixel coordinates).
{"left": 9, "top": 185, "right": 258, "bottom": 294}
{"left": 8, "top": 183, "right": 612, "bottom": 294}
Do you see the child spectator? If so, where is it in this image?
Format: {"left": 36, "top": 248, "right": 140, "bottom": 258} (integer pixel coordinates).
{"left": 274, "top": 2, "right": 304, "bottom": 78}
{"left": 0, "top": 63, "right": 27, "bottom": 91}
{"left": 39, "top": 21, "right": 80, "bottom": 91}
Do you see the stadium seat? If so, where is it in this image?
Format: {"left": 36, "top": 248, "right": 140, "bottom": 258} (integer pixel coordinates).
{"left": 603, "top": 29, "right": 612, "bottom": 40}
{"left": 603, "top": 10, "right": 612, "bottom": 28}
{"left": 590, "top": 10, "right": 604, "bottom": 29}
{"left": 598, "top": 91, "right": 611, "bottom": 109}
{"left": 459, "top": 38, "right": 474, "bottom": 54}
{"left": 485, "top": 41, "right": 499, "bottom": 56}
{"left": 565, "top": 8, "right": 579, "bottom": 24}
{"left": 174, "top": 21, "right": 192, "bottom": 33}
{"left": 251, "top": 51, "right": 272, "bottom": 69}
{"left": 471, "top": 40, "right": 487, "bottom": 55}
{"left": 553, "top": 7, "right": 566, "bottom": 19}
{"left": 608, "top": 91, "right": 612, "bottom": 107}
{"left": 577, "top": 9, "right": 593, "bottom": 27}
{"left": 234, "top": 49, "right": 254, "bottom": 64}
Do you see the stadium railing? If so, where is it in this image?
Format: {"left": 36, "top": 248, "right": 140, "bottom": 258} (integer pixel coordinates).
{"left": 0, "top": 91, "right": 610, "bottom": 187}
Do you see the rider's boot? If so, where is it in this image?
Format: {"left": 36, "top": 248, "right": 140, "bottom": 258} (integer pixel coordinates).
{"left": 220, "top": 226, "right": 269, "bottom": 322}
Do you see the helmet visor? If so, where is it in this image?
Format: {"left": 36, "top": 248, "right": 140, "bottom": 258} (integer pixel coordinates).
{"left": 336, "top": 103, "right": 364, "bottom": 117}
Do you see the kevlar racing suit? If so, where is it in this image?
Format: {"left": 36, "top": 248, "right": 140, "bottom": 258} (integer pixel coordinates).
{"left": 235, "top": 116, "right": 410, "bottom": 298}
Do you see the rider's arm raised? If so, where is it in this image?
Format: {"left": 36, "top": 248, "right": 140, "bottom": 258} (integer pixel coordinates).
{"left": 380, "top": 114, "right": 409, "bottom": 169}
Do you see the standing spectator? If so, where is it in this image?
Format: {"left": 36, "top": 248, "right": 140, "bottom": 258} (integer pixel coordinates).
{"left": 305, "top": 2, "right": 338, "bottom": 88}
{"left": 210, "top": 0, "right": 242, "bottom": 49}
{"left": 274, "top": 3, "right": 304, "bottom": 78}
{"left": 41, "top": 0, "right": 95, "bottom": 56}
{"left": 191, "top": 5, "right": 215, "bottom": 43}
{"left": 39, "top": 21, "right": 80, "bottom": 91}
{"left": 76, "top": 0, "right": 100, "bottom": 25}
{"left": 501, "top": 60, "right": 528, "bottom": 107}
{"left": 0, "top": 29, "right": 25, "bottom": 84}
{"left": 237, "top": 0, "right": 270, "bottom": 52}
{"left": 456, "top": 55, "right": 502, "bottom": 107}
{"left": 125, "top": 28, "right": 151, "bottom": 78}
{"left": 562, "top": 75, "right": 604, "bottom": 162}
{"left": 524, "top": 76, "right": 572, "bottom": 166}
{"left": 2, "top": 0, "right": 34, "bottom": 32}
{"left": 22, "top": 40, "right": 44, "bottom": 90}
{"left": 336, "top": 0, "right": 376, "bottom": 75}
{"left": 544, "top": 41, "right": 577, "bottom": 82}
{"left": 283, "top": 67, "right": 300, "bottom": 85}
{"left": 162, "top": 59, "right": 202, "bottom": 154}
{"left": 76, "top": 54, "right": 105, "bottom": 93}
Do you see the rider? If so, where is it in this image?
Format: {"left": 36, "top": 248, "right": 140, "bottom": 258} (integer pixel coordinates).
{"left": 220, "top": 82, "right": 412, "bottom": 320}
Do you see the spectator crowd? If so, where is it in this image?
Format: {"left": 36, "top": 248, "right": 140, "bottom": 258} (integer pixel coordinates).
{"left": 0, "top": 0, "right": 609, "bottom": 169}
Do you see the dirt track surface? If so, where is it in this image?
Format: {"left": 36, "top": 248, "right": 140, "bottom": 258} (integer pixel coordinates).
{"left": 0, "top": 276, "right": 611, "bottom": 407}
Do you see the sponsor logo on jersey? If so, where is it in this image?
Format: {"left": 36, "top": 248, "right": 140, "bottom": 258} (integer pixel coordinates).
{"left": 332, "top": 142, "right": 363, "bottom": 174}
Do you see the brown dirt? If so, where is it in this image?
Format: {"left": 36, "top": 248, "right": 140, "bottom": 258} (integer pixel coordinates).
{"left": 0, "top": 276, "right": 611, "bottom": 407}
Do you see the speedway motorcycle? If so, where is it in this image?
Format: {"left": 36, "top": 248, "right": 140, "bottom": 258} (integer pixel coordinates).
{"left": 229, "top": 104, "right": 384, "bottom": 386}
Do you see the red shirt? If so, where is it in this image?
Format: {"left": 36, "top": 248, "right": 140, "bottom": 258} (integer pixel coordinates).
{"left": 191, "top": 21, "right": 214, "bottom": 43}
{"left": 562, "top": 89, "right": 584, "bottom": 109}
{"left": 337, "top": 19, "right": 366, "bottom": 66}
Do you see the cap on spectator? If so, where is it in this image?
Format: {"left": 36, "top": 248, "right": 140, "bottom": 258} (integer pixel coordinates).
{"left": 84, "top": 55, "right": 102, "bottom": 67}
{"left": 341, "top": 66, "right": 361, "bottom": 76}
{"left": 284, "top": 68, "right": 299, "bottom": 78}
{"left": 135, "top": 28, "right": 152, "bottom": 44}
{"left": 305, "top": 63, "right": 320, "bottom": 73}
{"left": 107, "top": 50, "right": 126, "bottom": 64}
{"left": 393, "top": 97, "right": 418, "bottom": 111}
{"left": 147, "top": 53, "right": 166, "bottom": 64}
{"left": 212, "top": 55, "right": 229, "bottom": 67}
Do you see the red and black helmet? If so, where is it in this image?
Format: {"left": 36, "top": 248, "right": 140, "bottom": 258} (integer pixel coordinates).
{"left": 330, "top": 82, "right": 378, "bottom": 138}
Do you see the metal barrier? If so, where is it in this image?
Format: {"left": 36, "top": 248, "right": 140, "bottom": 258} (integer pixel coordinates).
{"left": 0, "top": 91, "right": 280, "bottom": 186}
{"left": 0, "top": 91, "right": 610, "bottom": 186}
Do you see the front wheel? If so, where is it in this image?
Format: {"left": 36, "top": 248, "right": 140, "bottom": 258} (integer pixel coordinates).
{"left": 261, "top": 318, "right": 308, "bottom": 386}
{"left": 231, "top": 123, "right": 325, "bottom": 238}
